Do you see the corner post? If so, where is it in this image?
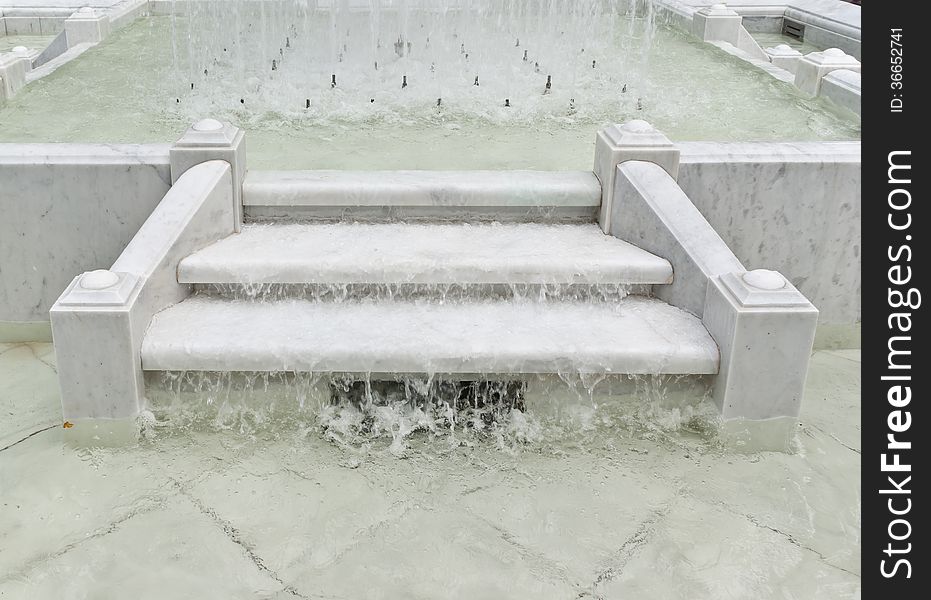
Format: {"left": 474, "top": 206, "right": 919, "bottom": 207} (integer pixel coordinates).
{"left": 0, "top": 50, "right": 30, "bottom": 101}
{"left": 594, "top": 120, "right": 679, "bottom": 235}
{"left": 794, "top": 48, "right": 861, "bottom": 96}
{"left": 64, "top": 6, "right": 112, "bottom": 46}
{"left": 691, "top": 3, "right": 742, "bottom": 44}
{"left": 703, "top": 269, "right": 818, "bottom": 420}
{"left": 764, "top": 44, "right": 803, "bottom": 74}
{"left": 170, "top": 119, "right": 246, "bottom": 232}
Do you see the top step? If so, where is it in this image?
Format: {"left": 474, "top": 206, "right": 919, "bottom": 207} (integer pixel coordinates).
{"left": 243, "top": 170, "right": 602, "bottom": 222}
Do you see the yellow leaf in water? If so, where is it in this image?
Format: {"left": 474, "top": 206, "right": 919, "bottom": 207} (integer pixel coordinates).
{"left": 63, "top": 421, "right": 74, "bottom": 429}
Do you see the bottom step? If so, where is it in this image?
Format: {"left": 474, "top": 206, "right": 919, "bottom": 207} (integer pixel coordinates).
{"left": 141, "top": 296, "right": 719, "bottom": 375}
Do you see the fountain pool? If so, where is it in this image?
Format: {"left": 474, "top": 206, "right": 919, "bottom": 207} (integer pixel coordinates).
{"left": 0, "top": 9, "right": 859, "bottom": 169}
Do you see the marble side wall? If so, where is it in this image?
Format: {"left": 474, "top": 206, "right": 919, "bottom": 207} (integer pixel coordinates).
{"left": 677, "top": 141, "right": 861, "bottom": 348}
{"left": 0, "top": 143, "right": 172, "bottom": 335}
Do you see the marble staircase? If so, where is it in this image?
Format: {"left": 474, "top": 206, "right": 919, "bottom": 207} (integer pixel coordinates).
{"left": 141, "top": 173, "right": 720, "bottom": 379}
{"left": 50, "top": 122, "right": 819, "bottom": 424}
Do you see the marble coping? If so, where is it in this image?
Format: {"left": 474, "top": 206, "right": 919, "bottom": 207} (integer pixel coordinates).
{"left": 0, "top": 1, "right": 125, "bottom": 12}
{"left": 0, "top": 142, "right": 171, "bottom": 164}
{"left": 656, "top": 0, "right": 859, "bottom": 29}
{"left": 610, "top": 160, "right": 745, "bottom": 319}
{"left": 678, "top": 140, "right": 860, "bottom": 163}
{"left": 141, "top": 294, "right": 720, "bottom": 375}
{"left": 177, "top": 222, "right": 673, "bottom": 286}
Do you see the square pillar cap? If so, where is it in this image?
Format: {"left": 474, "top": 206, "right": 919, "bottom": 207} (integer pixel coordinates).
{"left": 601, "top": 120, "right": 675, "bottom": 149}
{"left": 802, "top": 48, "right": 861, "bottom": 68}
{"left": 698, "top": 3, "right": 739, "bottom": 16}
{"left": 56, "top": 271, "right": 140, "bottom": 307}
{"left": 765, "top": 44, "right": 802, "bottom": 58}
{"left": 67, "top": 6, "right": 103, "bottom": 20}
{"left": 720, "top": 270, "right": 812, "bottom": 308}
{"left": 175, "top": 119, "right": 242, "bottom": 148}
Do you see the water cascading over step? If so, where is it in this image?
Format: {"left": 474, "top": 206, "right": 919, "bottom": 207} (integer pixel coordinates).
{"left": 49, "top": 117, "right": 821, "bottom": 433}
{"left": 139, "top": 170, "right": 719, "bottom": 385}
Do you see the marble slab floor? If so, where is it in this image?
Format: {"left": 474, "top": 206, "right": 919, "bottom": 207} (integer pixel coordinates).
{"left": 0, "top": 342, "right": 861, "bottom": 599}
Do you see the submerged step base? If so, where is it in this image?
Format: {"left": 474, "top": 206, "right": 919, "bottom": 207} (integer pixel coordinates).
{"left": 179, "top": 223, "right": 673, "bottom": 286}
{"left": 193, "top": 282, "right": 653, "bottom": 303}
{"left": 243, "top": 170, "right": 601, "bottom": 221}
{"left": 141, "top": 296, "right": 719, "bottom": 375}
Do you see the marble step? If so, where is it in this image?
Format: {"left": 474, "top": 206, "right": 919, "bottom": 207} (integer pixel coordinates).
{"left": 242, "top": 170, "right": 602, "bottom": 221}
{"left": 141, "top": 295, "right": 719, "bottom": 375}
{"left": 178, "top": 222, "right": 673, "bottom": 286}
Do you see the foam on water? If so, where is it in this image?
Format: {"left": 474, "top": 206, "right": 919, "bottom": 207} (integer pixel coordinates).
{"left": 143, "top": 369, "right": 723, "bottom": 458}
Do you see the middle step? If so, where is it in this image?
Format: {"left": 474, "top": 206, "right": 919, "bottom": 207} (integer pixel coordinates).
{"left": 178, "top": 223, "right": 674, "bottom": 285}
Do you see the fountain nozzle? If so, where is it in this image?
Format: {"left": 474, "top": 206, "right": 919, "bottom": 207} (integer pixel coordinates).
{"left": 523, "top": 50, "right": 528, "bottom": 61}
{"left": 474, "top": 76, "right": 480, "bottom": 86}
{"left": 545, "top": 75, "right": 552, "bottom": 93}
{"left": 271, "top": 59, "right": 277, "bottom": 71}
{"left": 402, "top": 75, "right": 408, "bottom": 89}
{"left": 305, "top": 99, "right": 310, "bottom": 109}
{"left": 505, "top": 98, "right": 510, "bottom": 107}
{"left": 331, "top": 74, "right": 337, "bottom": 88}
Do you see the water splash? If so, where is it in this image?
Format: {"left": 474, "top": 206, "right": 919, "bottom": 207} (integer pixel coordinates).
{"left": 166, "top": 0, "right": 658, "bottom": 123}
{"left": 143, "top": 369, "right": 721, "bottom": 456}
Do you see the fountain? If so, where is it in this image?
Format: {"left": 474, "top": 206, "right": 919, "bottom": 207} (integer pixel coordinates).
{"left": 160, "top": 0, "right": 659, "bottom": 122}
{"left": 0, "top": 0, "right": 862, "bottom": 435}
